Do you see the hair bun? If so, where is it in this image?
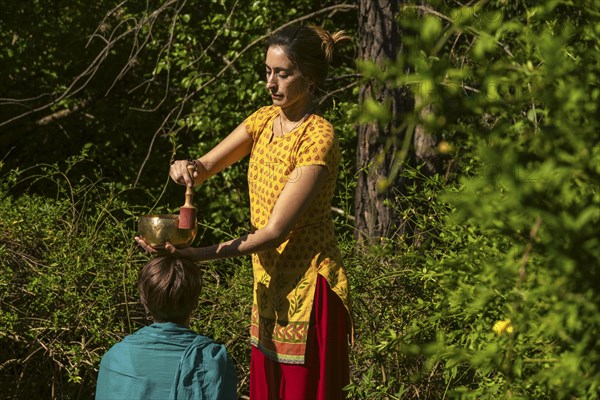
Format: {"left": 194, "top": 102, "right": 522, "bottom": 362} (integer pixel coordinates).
{"left": 309, "top": 25, "right": 351, "bottom": 63}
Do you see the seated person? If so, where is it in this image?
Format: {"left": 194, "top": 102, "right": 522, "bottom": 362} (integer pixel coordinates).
{"left": 96, "top": 256, "right": 237, "bottom": 400}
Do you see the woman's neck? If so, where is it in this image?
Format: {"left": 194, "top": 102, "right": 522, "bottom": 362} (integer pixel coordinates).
{"left": 280, "top": 99, "right": 312, "bottom": 123}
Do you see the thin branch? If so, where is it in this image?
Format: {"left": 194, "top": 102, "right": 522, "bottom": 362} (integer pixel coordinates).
{"left": 318, "top": 80, "right": 361, "bottom": 106}
{"left": 0, "top": 92, "right": 54, "bottom": 105}
{"left": 34, "top": 99, "right": 91, "bottom": 126}
{"left": 0, "top": 0, "right": 180, "bottom": 129}
{"left": 519, "top": 216, "right": 542, "bottom": 281}
{"left": 127, "top": 3, "right": 186, "bottom": 111}
{"left": 184, "top": 0, "right": 240, "bottom": 71}
{"left": 403, "top": 4, "right": 453, "bottom": 23}
{"left": 131, "top": 0, "right": 239, "bottom": 113}
{"left": 107, "top": 0, "right": 187, "bottom": 95}
{"left": 403, "top": 1, "right": 514, "bottom": 59}
{"left": 331, "top": 206, "right": 356, "bottom": 221}
{"left": 86, "top": 0, "right": 128, "bottom": 48}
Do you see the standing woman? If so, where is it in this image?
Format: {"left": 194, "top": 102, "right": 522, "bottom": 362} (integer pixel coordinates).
{"left": 136, "top": 24, "right": 352, "bottom": 400}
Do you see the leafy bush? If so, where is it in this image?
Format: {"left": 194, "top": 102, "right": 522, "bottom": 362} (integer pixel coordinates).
{"left": 0, "top": 158, "right": 253, "bottom": 398}
{"left": 352, "top": 1, "right": 600, "bottom": 398}
{"left": 0, "top": 159, "right": 142, "bottom": 398}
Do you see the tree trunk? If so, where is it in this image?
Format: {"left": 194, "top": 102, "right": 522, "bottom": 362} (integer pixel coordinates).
{"left": 355, "top": 1, "right": 443, "bottom": 244}
{"left": 413, "top": 103, "right": 441, "bottom": 176}
{"left": 355, "top": 0, "right": 405, "bottom": 243}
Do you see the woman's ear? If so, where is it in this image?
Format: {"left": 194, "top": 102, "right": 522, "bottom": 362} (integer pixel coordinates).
{"left": 303, "top": 77, "right": 316, "bottom": 94}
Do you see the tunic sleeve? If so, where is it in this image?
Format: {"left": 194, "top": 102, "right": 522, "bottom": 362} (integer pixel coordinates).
{"left": 295, "top": 120, "right": 338, "bottom": 173}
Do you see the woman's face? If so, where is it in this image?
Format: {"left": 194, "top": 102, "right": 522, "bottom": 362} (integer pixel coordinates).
{"left": 265, "top": 46, "right": 311, "bottom": 112}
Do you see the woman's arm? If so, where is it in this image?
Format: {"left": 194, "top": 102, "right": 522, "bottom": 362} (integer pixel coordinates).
{"left": 170, "top": 121, "right": 254, "bottom": 187}
{"left": 136, "top": 165, "right": 329, "bottom": 260}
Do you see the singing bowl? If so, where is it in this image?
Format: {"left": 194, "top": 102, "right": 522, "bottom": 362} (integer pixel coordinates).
{"left": 138, "top": 214, "right": 197, "bottom": 248}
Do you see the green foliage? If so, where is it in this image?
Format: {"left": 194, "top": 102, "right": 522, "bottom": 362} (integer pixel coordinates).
{"left": 0, "top": 155, "right": 255, "bottom": 398}
{"left": 0, "top": 158, "right": 143, "bottom": 398}
{"left": 1, "top": 0, "right": 358, "bottom": 244}
{"left": 6, "top": 0, "right": 598, "bottom": 399}
{"left": 1, "top": 3, "right": 359, "bottom": 397}
{"left": 352, "top": 0, "right": 600, "bottom": 398}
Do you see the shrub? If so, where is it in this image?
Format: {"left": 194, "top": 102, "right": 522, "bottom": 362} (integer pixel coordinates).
{"left": 352, "top": 1, "right": 600, "bottom": 398}
{"left": 0, "top": 158, "right": 252, "bottom": 398}
{"left": 0, "top": 160, "right": 143, "bottom": 398}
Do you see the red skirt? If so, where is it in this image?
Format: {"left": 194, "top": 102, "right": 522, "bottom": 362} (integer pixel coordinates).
{"left": 249, "top": 275, "right": 350, "bottom": 400}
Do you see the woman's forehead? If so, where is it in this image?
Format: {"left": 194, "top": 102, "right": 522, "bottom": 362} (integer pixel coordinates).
{"left": 265, "top": 46, "right": 295, "bottom": 69}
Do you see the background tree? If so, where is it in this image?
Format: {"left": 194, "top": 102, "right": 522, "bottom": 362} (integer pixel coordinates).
{"left": 351, "top": 1, "right": 600, "bottom": 398}
{"left": 355, "top": 0, "right": 405, "bottom": 242}
{"left": 355, "top": 0, "right": 443, "bottom": 244}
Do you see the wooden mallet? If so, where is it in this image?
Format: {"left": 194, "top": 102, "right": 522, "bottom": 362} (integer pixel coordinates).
{"left": 179, "top": 163, "right": 196, "bottom": 229}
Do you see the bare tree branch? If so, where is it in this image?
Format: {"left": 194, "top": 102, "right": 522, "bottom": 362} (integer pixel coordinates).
{"left": 0, "top": 0, "right": 180, "bottom": 129}
{"left": 0, "top": 1, "right": 357, "bottom": 187}
{"left": 34, "top": 99, "right": 92, "bottom": 126}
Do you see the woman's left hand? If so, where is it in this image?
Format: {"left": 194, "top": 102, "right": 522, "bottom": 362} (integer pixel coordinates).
{"left": 135, "top": 236, "right": 181, "bottom": 256}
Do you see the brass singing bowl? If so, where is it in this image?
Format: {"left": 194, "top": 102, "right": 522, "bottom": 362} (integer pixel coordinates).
{"left": 138, "top": 214, "right": 197, "bottom": 248}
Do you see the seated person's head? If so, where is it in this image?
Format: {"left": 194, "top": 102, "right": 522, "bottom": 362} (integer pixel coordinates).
{"left": 138, "top": 256, "right": 202, "bottom": 326}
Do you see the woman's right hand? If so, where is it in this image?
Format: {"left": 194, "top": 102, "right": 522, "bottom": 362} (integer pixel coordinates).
{"left": 168, "top": 121, "right": 254, "bottom": 189}
{"left": 169, "top": 160, "right": 197, "bottom": 187}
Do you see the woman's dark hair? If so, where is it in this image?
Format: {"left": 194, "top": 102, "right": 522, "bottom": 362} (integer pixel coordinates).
{"left": 138, "top": 256, "right": 202, "bottom": 325}
{"left": 268, "top": 24, "right": 350, "bottom": 96}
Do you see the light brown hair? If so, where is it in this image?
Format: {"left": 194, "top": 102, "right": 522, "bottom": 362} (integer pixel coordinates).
{"left": 138, "top": 256, "right": 202, "bottom": 325}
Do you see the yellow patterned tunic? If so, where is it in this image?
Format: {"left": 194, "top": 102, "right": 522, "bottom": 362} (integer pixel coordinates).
{"left": 244, "top": 105, "right": 351, "bottom": 364}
